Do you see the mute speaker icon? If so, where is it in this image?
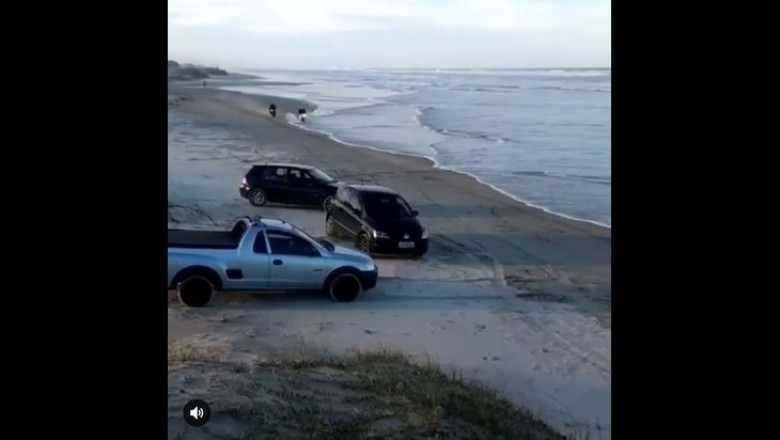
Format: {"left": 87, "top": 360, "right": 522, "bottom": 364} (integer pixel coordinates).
{"left": 183, "top": 399, "right": 211, "bottom": 427}
{"left": 190, "top": 406, "right": 204, "bottom": 420}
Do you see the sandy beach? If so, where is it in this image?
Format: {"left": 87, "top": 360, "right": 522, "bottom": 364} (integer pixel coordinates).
{"left": 168, "top": 84, "right": 611, "bottom": 439}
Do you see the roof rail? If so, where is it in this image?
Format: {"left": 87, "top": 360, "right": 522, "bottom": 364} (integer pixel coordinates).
{"left": 241, "top": 215, "right": 262, "bottom": 225}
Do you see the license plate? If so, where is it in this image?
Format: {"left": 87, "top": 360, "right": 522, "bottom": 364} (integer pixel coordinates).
{"left": 398, "top": 241, "right": 415, "bottom": 249}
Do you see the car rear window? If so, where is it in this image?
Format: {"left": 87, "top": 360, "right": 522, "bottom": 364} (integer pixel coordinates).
{"left": 247, "top": 166, "right": 264, "bottom": 178}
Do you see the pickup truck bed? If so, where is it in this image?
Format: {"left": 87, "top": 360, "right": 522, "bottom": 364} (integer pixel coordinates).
{"left": 168, "top": 229, "right": 239, "bottom": 249}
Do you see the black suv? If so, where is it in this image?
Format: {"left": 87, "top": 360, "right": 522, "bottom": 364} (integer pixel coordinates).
{"left": 239, "top": 163, "right": 341, "bottom": 210}
{"left": 325, "top": 184, "right": 429, "bottom": 257}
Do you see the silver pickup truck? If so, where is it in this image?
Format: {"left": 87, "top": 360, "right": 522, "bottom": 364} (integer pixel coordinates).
{"left": 168, "top": 216, "right": 378, "bottom": 307}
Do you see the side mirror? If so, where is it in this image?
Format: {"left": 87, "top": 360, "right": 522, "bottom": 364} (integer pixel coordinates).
{"left": 411, "top": 210, "right": 419, "bottom": 216}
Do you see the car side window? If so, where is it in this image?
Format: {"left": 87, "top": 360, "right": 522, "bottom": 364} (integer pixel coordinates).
{"left": 267, "top": 231, "right": 319, "bottom": 256}
{"left": 342, "top": 189, "right": 353, "bottom": 210}
{"left": 288, "top": 168, "right": 307, "bottom": 184}
{"left": 252, "top": 231, "right": 268, "bottom": 254}
{"left": 336, "top": 188, "right": 348, "bottom": 204}
{"left": 263, "top": 167, "right": 286, "bottom": 182}
{"left": 348, "top": 191, "right": 362, "bottom": 213}
{"left": 261, "top": 167, "right": 275, "bottom": 181}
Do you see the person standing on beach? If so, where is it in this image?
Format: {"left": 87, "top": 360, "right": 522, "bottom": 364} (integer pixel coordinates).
{"left": 202, "top": 80, "right": 207, "bottom": 87}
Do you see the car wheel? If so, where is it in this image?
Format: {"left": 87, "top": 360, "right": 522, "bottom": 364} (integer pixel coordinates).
{"left": 322, "top": 195, "right": 334, "bottom": 211}
{"left": 325, "top": 215, "right": 339, "bottom": 237}
{"left": 357, "top": 232, "right": 371, "bottom": 253}
{"left": 248, "top": 188, "right": 267, "bottom": 206}
{"left": 327, "top": 272, "right": 363, "bottom": 302}
{"left": 177, "top": 276, "right": 215, "bottom": 307}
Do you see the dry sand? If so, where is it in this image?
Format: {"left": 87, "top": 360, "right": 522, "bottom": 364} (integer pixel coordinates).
{"left": 168, "top": 85, "right": 611, "bottom": 439}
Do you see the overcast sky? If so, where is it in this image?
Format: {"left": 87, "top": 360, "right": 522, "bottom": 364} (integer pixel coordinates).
{"left": 168, "top": 0, "right": 610, "bottom": 70}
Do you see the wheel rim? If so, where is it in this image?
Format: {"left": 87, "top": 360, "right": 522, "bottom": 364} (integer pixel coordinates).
{"left": 358, "top": 234, "right": 370, "bottom": 252}
{"left": 323, "top": 196, "right": 334, "bottom": 210}
{"left": 251, "top": 190, "right": 265, "bottom": 205}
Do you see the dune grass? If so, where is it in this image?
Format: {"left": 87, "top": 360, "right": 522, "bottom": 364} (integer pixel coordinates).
{"left": 168, "top": 346, "right": 567, "bottom": 440}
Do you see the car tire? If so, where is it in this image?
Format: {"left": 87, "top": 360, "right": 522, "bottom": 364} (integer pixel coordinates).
{"left": 327, "top": 272, "right": 363, "bottom": 302}
{"left": 325, "top": 215, "right": 339, "bottom": 237}
{"left": 322, "top": 195, "right": 334, "bottom": 211}
{"left": 177, "top": 275, "right": 215, "bottom": 307}
{"left": 356, "top": 232, "right": 372, "bottom": 254}
{"left": 248, "top": 188, "right": 267, "bottom": 206}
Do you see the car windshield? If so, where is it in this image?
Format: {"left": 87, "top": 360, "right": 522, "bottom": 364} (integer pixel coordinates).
{"left": 309, "top": 168, "right": 336, "bottom": 183}
{"left": 363, "top": 193, "right": 415, "bottom": 218}
{"left": 316, "top": 238, "right": 335, "bottom": 252}
{"left": 292, "top": 225, "right": 333, "bottom": 252}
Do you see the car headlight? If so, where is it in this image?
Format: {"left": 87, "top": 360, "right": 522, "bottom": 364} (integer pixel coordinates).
{"left": 421, "top": 229, "right": 428, "bottom": 239}
{"left": 372, "top": 230, "right": 390, "bottom": 239}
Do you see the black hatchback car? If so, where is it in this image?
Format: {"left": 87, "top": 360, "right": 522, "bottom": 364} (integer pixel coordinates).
{"left": 239, "top": 163, "right": 341, "bottom": 210}
{"left": 325, "top": 184, "right": 429, "bottom": 257}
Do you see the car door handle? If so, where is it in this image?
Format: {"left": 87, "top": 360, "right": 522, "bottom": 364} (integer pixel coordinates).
{"left": 273, "top": 259, "right": 283, "bottom": 265}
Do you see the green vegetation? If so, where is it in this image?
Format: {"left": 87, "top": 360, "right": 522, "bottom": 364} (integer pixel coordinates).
{"left": 168, "top": 347, "right": 567, "bottom": 440}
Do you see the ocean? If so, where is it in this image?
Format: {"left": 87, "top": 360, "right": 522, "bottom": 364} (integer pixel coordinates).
{"left": 217, "top": 68, "right": 611, "bottom": 227}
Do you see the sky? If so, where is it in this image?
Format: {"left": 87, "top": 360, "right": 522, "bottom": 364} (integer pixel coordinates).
{"left": 168, "top": 0, "right": 610, "bottom": 70}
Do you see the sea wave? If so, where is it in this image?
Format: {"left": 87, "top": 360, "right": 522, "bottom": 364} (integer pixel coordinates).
{"left": 359, "top": 67, "right": 609, "bottom": 76}
{"left": 449, "top": 85, "right": 610, "bottom": 94}
{"left": 413, "top": 107, "right": 510, "bottom": 144}
{"left": 410, "top": 105, "right": 608, "bottom": 144}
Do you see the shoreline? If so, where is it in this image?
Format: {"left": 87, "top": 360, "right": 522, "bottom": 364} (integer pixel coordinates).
{"left": 290, "top": 116, "right": 611, "bottom": 230}
{"left": 214, "top": 71, "right": 609, "bottom": 229}
{"left": 251, "top": 87, "right": 608, "bottom": 229}
{"left": 177, "top": 83, "right": 611, "bottom": 234}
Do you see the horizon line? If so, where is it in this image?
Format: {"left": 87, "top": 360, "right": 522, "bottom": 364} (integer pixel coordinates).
{"left": 231, "top": 66, "right": 612, "bottom": 71}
